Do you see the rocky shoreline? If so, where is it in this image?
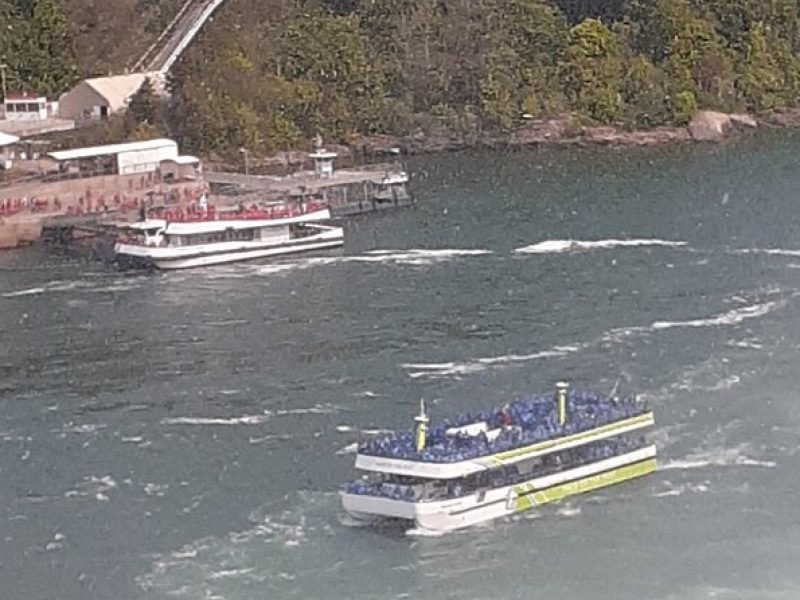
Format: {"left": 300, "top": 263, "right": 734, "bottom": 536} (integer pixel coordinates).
{"left": 222, "top": 109, "right": 781, "bottom": 173}
{"left": 358, "top": 110, "right": 767, "bottom": 157}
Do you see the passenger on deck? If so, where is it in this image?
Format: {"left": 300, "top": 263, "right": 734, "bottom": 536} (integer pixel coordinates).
{"left": 500, "top": 406, "right": 512, "bottom": 428}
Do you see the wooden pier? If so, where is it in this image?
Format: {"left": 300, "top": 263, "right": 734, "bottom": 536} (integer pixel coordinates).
{"left": 206, "top": 157, "right": 414, "bottom": 218}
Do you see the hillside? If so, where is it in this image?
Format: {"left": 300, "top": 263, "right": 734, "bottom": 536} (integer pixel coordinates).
{"left": 0, "top": 0, "right": 183, "bottom": 94}
{"left": 166, "top": 0, "right": 800, "bottom": 157}
{"left": 4, "top": 0, "right": 800, "bottom": 160}
{"left": 62, "top": 0, "right": 185, "bottom": 76}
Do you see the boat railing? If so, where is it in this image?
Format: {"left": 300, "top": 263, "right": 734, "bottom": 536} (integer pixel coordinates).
{"left": 346, "top": 436, "right": 649, "bottom": 502}
{"left": 146, "top": 201, "right": 328, "bottom": 223}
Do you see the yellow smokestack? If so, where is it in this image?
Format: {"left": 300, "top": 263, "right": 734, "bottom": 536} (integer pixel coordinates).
{"left": 556, "top": 381, "right": 569, "bottom": 427}
{"left": 414, "top": 398, "right": 429, "bottom": 453}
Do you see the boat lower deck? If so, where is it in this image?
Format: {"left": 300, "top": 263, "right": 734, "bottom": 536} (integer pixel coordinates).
{"left": 115, "top": 225, "right": 343, "bottom": 269}
{"left": 342, "top": 445, "right": 656, "bottom": 532}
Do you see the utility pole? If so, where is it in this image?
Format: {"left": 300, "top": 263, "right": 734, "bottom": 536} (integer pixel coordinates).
{"left": 240, "top": 147, "right": 249, "bottom": 176}
{"left": 0, "top": 64, "right": 7, "bottom": 101}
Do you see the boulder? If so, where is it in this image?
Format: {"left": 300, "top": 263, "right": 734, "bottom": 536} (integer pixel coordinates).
{"left": 729, "top": 113, "right": 758, "bottom": 129}
{"left": 689, "top": 111, "right": 732, "bottom": 142}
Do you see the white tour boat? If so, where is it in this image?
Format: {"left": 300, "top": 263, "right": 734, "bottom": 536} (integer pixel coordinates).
{"left": 114, "top": 201, "right": 343, "bottom": 270}
{"left": 341, "top": 382, "right": 656, "bottom": 532}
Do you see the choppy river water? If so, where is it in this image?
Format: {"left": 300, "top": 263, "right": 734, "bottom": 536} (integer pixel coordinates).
{"left": 2, "top": 133, "right": 800, "bottom": 599}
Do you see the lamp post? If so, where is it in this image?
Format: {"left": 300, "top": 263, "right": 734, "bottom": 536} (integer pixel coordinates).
{"left": 239, "top": 147, "right": 249, "bottom": 176}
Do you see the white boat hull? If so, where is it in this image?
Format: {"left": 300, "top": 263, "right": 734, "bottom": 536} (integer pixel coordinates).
{"left": 115, "top": 226, "right": 343, "bottom": 270}
{"left": 341, "top": 445, "right": 656, "bottom": 532}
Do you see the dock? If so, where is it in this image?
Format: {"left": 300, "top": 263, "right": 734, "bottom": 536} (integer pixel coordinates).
{"left": 206, "top": 150, "right": 414, "bottom": 218}
{"left": 2, "top": 140, "right": 414, "bottom": 252}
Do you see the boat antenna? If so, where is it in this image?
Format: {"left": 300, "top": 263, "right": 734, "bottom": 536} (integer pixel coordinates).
{"left": 414, "top": 399, "right": 429, "bottom": 453}
{"left": 607, "top": 375, "right": 622, "bottom": 402}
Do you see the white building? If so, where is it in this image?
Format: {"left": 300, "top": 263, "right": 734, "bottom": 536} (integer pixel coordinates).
{"left": 1, "top": 93, "right": 56, "bottom": 121}
{"left": 0, "top": 131, "right": 20, "bottom": 169}
{"left": 47, "top": 138, "right": 200, "bottom": 178}
{"left": 58, "top": 73, "right": 154, "bottom": 121}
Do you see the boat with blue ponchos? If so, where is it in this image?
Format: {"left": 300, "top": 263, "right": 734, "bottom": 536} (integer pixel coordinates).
{"left": 341, "top": 382, "right": 656, "bottom": 531}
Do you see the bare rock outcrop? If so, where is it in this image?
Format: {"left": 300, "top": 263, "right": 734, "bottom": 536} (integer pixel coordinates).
{"left": 689, "top": 110, "right": 757, "bottom": 142}
{"left": 689, "top": 111, "right": 732, "bottom": 141}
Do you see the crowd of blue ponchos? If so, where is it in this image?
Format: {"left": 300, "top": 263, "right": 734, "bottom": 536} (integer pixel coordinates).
{"left": 358, "top": 390, "right": 648, "bottom": 463}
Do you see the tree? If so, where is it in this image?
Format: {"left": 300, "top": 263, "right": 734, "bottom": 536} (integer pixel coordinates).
{"left": 738, "top": 23, "right": 784, "bottom": 111}
{"left": 127, "top": 77, "right": 160, "bottom": 125}
{"left": 7, "top": 0, "right": 78, "bottom": 96}
{"left": 561, "top": 18, "right": 624, "bottom": 122}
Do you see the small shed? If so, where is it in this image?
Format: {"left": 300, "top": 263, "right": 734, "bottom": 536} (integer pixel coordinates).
{"left": 309, "top": 149, "right": 337, "bottom": 179}
{"left": 160, "top": 155, "right": 202, "bottom": 181}
{"left": 58, "top": 73, "right": 148, "bottom": 120}
{"left": 0, "top": 132, "right": 20, "bottom": 169}
{"left": 2, "top": 93, "right": 49, "bottom": 121}
{"left": 48, "top": 138, "right": 180, "bottom": 176}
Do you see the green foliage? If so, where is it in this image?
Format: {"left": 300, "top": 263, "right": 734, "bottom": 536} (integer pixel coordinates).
{"left": 27, "top": 0, "right": 800, "bottom": 157}
{"left": 561, "top": 19, "right": 624, "bottom": 121}
{"left": 671, "top": 90, "right": 698, "bottom": 123}
{"left": 1, "top": 0, "right": 77, "bottom": 97}
{"left": 738, "top": 24, "right": 784, "bottom": 112}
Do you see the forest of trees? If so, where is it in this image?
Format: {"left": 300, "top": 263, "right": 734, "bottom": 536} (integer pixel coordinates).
{"left": 3, "top": 0, "right": 800, "bottom": 157}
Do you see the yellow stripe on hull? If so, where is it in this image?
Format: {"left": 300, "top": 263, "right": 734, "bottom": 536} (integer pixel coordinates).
{"left": 513, "top": 458, "right": 657, "bottom": 513}
{"left": 490, "top": 412, "right": 654, "bottom": 466}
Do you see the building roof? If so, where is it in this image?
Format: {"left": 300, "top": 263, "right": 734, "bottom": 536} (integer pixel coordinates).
{"left": 162, "top": 155, "right": 200, "bottom": 165}
{"left": 4, "top": 93, "right": 46, "bottom": 102}
{"left": 0, "top": 132, "right": 20, "bottom": 146}
{"left": 48, "top": 138, "right": 177, "bottom": 161}
{"left": 81, "top": 73, "right": 148, "bottom": 111}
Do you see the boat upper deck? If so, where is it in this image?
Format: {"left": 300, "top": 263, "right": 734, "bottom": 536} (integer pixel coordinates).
{"left": 354, "top": 392, "right": 654, "bottom": 479}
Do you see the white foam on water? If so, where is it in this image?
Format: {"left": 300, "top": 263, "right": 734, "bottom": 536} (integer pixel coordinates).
{"left": 65, "top": 475, "right": 119, "bottom": 502}
{"left": 2, "top": 287, "right": 46, "bottom": 298}
{"left": 705, "top": 374, "right": 742, "bottom": 391}
{"left": 337, "top": 513, "right": 373, "bottom": 528}
{"left": 732, "top": 247, "right": 800, "bottom": 258}
{"left": 275, "top": 404, "right": 340, "bottom": 416}
{"left": 660, "top": 444, "right": 777, "bottom": 471}
{"left": 360, "top": 428, "right": 395, "bottom": 436}
{"left": 144, "top": 483, "right": 169, "bottom": 497}
{"left": 653, "top": 489, "right": 683, "bottom": 498}
{"left": 727, "top": 338, "right": 763, "bottom": 350}
{"left": 652, "top": 482, "right": 710, "bottom": 498}
{"left": 208, "top": 568, "right": 254, "bottom": 580}
{"left": 2, "top": 279, "right": 104, "bottom": 298}
{"left": 336, "top": 443, "right": 359, "bottom": 455}
{"left": 203, "top": 248, "right": 491, "bottom": 280}
{"left": 556, "top": 505, "right": 582, "bottom": 517}
{"left": 651, "top": 300, "right": 783, "bottom": 331}
{"left": 403, "top": 345, "right": 582, "bottom": 379}
{"left": 358, "top": 248, "right": 492, "bottom": 266}
{"left": 406, "top": 527, "right": 446, "bottom": 538}
{"left": 515, "top": 238, "right": 687, "bottom": 254}
{"left": 57, "top": 422, "right": 107, "bottom": 434}
{"left": 161, "top": 413, "right": 272, "bottom": 426}
{"left": 402, "top": 292, "right": 778, "bottom": 381}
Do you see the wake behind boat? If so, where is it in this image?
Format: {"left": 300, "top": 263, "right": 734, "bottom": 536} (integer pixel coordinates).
{"left": 114, "top": 200, "right": 344, "bottom": 270}
{"left": 341, "top": 382, "right": 656, "bottom": 532}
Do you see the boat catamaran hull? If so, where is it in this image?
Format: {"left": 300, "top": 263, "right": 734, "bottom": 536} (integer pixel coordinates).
{"left": 341, "top": 384, "right": 657, "bottom": 532}
{"left": 114, "top": 207, "right": 343, "bottom": 270}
